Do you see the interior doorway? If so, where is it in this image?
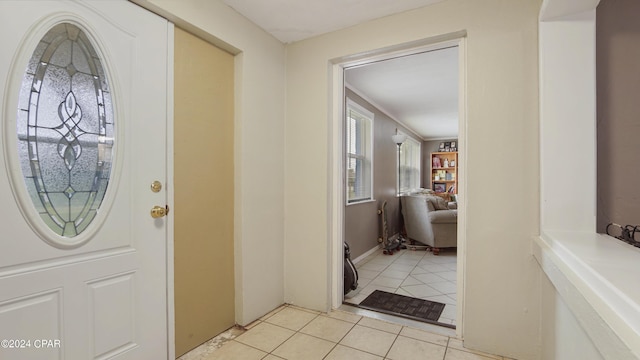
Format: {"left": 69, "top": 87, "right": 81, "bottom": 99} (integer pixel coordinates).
{"left": 173, "top": 27, "right": 235, "bottom": 357}
{"left": 329, "top": 34, "right": 467, "bottom": 336}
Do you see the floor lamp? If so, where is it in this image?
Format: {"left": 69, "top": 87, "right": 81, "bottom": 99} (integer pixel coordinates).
{"left": 391, "top": 132, "right": 407, "bottom": 196}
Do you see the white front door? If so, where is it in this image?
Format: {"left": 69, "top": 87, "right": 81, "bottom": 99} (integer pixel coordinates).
{"left": 0, "top": 1, "right": 170, "bottom": 359}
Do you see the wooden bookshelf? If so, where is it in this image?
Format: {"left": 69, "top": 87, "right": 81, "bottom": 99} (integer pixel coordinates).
{"left": 430, "top": 152, "right": 458, "bottom": 194}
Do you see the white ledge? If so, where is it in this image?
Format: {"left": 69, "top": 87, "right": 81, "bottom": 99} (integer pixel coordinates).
{"left": 534, "top": 231, "right": 640, "bottom": 359}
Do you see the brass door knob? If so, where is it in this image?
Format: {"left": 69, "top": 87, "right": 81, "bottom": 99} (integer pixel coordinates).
{"left": 151, "top": 205, "right": 167, "bottom": 218}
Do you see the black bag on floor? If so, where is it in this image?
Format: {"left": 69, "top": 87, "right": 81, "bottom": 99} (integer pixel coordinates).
{"left": 344, "top": 242, "right": 359, "bottom": 295}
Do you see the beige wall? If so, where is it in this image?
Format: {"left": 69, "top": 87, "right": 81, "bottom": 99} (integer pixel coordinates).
{"left": 131, "top": 0, "right": 286, "bottom": 326}
{"left": 596, "top": 0, "right": 640, "bottom": 233}
{"left": 285, "top": 1, "right": 541, "bottom": 359}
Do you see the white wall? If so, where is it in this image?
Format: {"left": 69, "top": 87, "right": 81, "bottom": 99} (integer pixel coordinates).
{"left": 539, "top": 9, "right": 597, "bottom": 233}
{"left": 131, "top": 0, "right": 286, "bottom": 326}
{"left": 541, "top": 273, "right": 604, "bottom": 360}
{"left": 284, "top": 1, "right": 542, "bottom": 359}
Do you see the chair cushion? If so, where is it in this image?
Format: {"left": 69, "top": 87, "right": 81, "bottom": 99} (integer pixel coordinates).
{"left": 426, "top": 195, "right": 449, "bottom": 210}
{"left": 428, "top": 209, "right": 458, "bottom": 224}
{"left": 425, "top": 198, "right": 435, "bottom": 211}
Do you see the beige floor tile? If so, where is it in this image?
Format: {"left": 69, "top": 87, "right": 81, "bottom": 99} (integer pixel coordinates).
{"left": 402, "top": 284, "right": 441, "bottom": 298}
{"left": 412, "top": 273, "right": 447, "bottom": 284}
{"left": 391, "top": 257, "right": 420, "bottom": 266}
{"left": 358, "top": 269, "right": 382, "bottom": 280}
{"left": 358, "top": 316, "right": 402, "bottom": 334}
{"left": 264, "top": 306, "right": 318, "bottom": 331}
{"left": 361, "top": 262, "right": 389, "bottom": 271}
{"left": 369, "top": 254, "right": 396, "bottom": 263}
{"left": 440, "top": 304, "right": 457, "bottom": 320}
{"left": 400, "top": 276, "right": 423, "bottom": 286}
{"left": 398, "top": 250, "right": 426, "bottom": 259}
{"left": 428, "top": 256, "right": 456, "bottom": 265}
{"left": 263, "top": 355, "right": 286, "bottom": 360}
{"left": 324, "top": 344, "right": 383, "bottom": 360}
{"left": 386, "top": 263, "right": 417, "bottom": 272}
{"left": 422, "top": 295, "right": 457, "bottom": 306}
{"left": 370, "top": 276, "right": 404, "bottom": 288}
{"left": 344, "top": 292, "right": 368, "bottom": 304}
{"left": 234, "top": 322, "right": 294, "bottom": 353}
{"left": 395, "top": 288, "right": 414, "bottom": 297}
{"left": 443, "top": 262, "right": 458, "bottom": 270}
{"left": 359, "top": 284, "right": 398, "bottom": 298}
{"left": 399, "top": 326, "right": 449, "bottom": 346}
{"left": 339, "top": 324, "right": 397, "bottom": 357}
{"left": 437, "top": 270, "right": 458, "bottom": 281}
{"left": 300, "top": 315, "right": 355, "bottom": 342}
{"left": 387, "top": 335, "right": 447, "bottom": 360}
{"left": 288, "top": 304, "right": 321, "bottom": 315}
{"left": 447, "top": 339, "right": 502, "bottom": 360}
{"left": 410, "top": 267, "right": 429, "bottom": 275}
{"left": 380, "top": 268, "right": 412, "bottom": 280}
{"left": 326, "top": 310, "right": 362, "bottom": 323}
{"left": 417, "top": 263, "right": 450, "bottom": 273}
{"left": 178, "top": 330, "right": 238, "bottom": 360}
{"left": 429, "top": 281, "right": 457, "bottom": 295}
{"left": 272, "top": 333, "right": 335, "bottom": 360}
{"left": 243, "top": 319, "right": 262, "bottom": 330}
{"left": 445, "top": 348, "right": 501, "bottom": 360}
{"left": 260, "top": 305, "right": 287, "bottom": 321}
{"left": 203, "top": 340, "right": 267, "bottom": 360}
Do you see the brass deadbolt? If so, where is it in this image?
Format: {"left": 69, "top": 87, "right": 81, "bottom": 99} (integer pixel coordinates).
{"left": 151, "top": 181, "right": 162, "bottom": 193}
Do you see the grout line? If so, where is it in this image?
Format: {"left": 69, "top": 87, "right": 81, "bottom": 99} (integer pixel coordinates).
{"left": 383, "top": 332, "right": 401, "bottom": 359}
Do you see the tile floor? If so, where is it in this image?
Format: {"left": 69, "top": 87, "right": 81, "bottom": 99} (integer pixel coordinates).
{"left": 178, "top": 304, "right": 515, "bottom": 360}
{"left": 345, "top": 247, "right": 458, "bottom": 326}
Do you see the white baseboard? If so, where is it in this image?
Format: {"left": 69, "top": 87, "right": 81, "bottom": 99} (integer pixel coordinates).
{"left": 352, "top": 245, "right": 380, "bottom": 264}
{"left": 352, "top": 233, "right": 400, "bottom": 264}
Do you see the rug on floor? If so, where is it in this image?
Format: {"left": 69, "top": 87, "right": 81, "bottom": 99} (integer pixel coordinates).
{"left": 358, "top": 290, "right": 447, "bottom": 324}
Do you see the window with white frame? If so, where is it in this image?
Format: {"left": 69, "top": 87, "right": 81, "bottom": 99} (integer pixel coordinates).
{"left": 399, "top": 134, "right": 421, "bottom": 194}
{"left": 346, "top": 100, "right": 373, "bottom": 204}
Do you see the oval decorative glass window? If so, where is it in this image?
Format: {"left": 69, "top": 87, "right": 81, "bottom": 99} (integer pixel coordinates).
{"left": 16, "top": 23, "right": 114, "bottom": 238}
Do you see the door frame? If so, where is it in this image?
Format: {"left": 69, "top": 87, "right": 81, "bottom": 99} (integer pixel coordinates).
{"left": 165, "top": 22, "right": 176, "bottom": 360}
{"left": 328, "top": 32, "right": 467, "bottom": 338}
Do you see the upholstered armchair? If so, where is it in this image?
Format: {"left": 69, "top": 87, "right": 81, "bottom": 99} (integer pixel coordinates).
{"left": 401, "top": 194, "right": 457, "bottom": 255}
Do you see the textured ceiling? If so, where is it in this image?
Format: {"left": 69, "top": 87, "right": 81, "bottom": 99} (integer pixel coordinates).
{"left": 346, "top": 46, "right": 458, "bottom": 140}
{"left": 222, "top": 0, "right": 444, "bottom": 44}
{"left": 222, "top": 0, "right": 457, "bottom": 140}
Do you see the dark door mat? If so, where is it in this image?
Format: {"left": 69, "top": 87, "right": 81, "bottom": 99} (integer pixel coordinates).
{"left": 356, "top": 290, "right": 453, "bottom": 328}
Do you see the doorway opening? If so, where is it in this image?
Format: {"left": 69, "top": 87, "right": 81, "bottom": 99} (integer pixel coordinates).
{"left": 329, "top": 34, "right": 467, "bottom": 337}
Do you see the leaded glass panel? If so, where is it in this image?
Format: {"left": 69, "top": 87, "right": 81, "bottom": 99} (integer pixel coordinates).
{"left": 16, "top": 23, "right": 114, "bottom": 239}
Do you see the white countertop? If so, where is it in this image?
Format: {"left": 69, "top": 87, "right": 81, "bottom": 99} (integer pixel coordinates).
{"left": 534, "top": 230, "right": 640, "bottom": 359}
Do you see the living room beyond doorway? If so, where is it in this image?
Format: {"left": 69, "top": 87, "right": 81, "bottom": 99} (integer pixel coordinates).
{"left": 336, "top": 36, "right": 465, "bottom": 331}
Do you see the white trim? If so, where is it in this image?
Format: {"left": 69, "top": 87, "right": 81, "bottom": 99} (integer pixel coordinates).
{"left": 345, "top": 199, "right": 376, "bottom": 207}
{"left": 345, "top": 82, "right": 424, "bottom": 141}
{"left": 352, "top": 245, "right": 381, "bottom": 265}
{"left": 455, "top": 36, "right": 467, "bottom": 339}
{"left": 329, "top": 33, "right": 467, "bottom": 340}
{"left": 328, "top": 61, "right": 345, "bottom": 311}
{"left": 345, "top": 98, "right": 374, "bottom": 205}
{"left": 165, "top": 21, "right": 175, "bottom": 360}
{"left": 533, "top": 232, "right": 638, "bottom": 359}
{"left": 398, "top": 132, "right": 421, "bottom": 194}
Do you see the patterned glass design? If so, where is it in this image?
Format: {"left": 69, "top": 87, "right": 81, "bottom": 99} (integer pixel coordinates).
{"left": 16, "top": 23, "right": 114, "bottom": 238}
